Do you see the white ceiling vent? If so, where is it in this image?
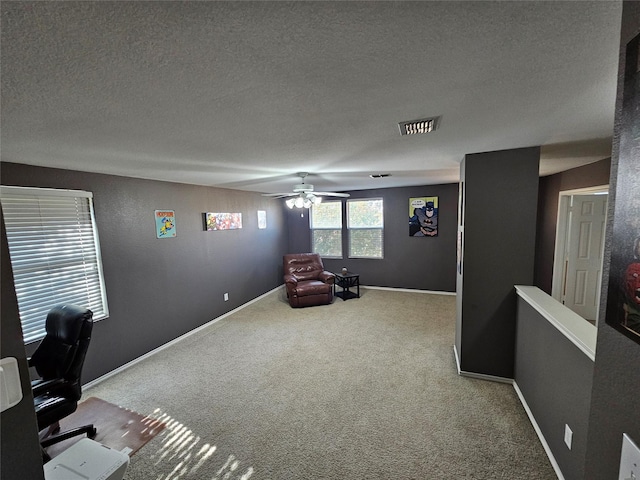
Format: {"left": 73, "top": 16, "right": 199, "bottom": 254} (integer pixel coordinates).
{"left": 398, "top": 117, "right": 439, "bottom": 136}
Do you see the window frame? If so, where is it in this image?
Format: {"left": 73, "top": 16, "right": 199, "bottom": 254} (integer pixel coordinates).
{"left": 347, "top": 197, "right": 384, "bottom": 259}
{"left": 1, "top": 185, "right": 109, "bottom": 344}
{"left": 309, "top": 200, "right": 343, "bottom": 259}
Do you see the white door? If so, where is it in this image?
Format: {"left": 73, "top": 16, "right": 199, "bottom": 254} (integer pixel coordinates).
{"left": 562, "top": 194, "right": 608, "bottom": 320}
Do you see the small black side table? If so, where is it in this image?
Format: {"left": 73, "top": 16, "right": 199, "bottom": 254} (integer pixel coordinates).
{"left": 334, "top": 271, "right": 360, "bottom": 301}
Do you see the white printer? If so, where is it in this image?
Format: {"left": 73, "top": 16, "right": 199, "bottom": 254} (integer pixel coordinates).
{"left": 44, "top": 438, "right": 130, "bottom": 480}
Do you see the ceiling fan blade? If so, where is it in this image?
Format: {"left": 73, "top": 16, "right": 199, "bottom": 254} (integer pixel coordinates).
{"left": 261, "top": 192, "right": 297, "bottom": 198}
{"left": 314, "top": 192, "right": 351, "bottom": 197}
{"left": 259, "top": 173, "right": 351, "bottom": 199}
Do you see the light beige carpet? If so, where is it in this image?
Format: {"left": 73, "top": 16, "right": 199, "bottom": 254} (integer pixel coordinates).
{"left": 85, "top": 287, "right": 556, "bottom": 479}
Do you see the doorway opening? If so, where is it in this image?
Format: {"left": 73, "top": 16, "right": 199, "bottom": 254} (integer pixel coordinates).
{"left": 551, "top": 185, "right": 609, "bottom": 324}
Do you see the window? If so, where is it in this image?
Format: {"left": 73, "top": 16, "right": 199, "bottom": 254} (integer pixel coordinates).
{"left": 310, "top": 201, "right": 342, "bottom": 258}
{"left": 347, "top": 198, "right": 384, "bottom": 259}
{"left": 1, "top": 186, "right": 109, "bottom": 344}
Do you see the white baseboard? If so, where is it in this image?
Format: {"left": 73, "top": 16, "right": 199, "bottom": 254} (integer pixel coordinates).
{"left": 83, "top": 286, "right": 281, "bottom": 390}
{"left": 513, "top": 381, "right": 565, "bottom": 480}
{"left": 454, "top": 344, "right": 462, "bottom": 373}
{"left": 362, "top": 285, "right": 456, "bottom": 296}
{"left": 452, "top": 345, "right": 514, "bottom": 384}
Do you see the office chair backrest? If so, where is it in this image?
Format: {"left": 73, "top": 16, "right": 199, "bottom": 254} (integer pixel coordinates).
{"left": 30, "top": 305, "right": 93, "bottom": 400}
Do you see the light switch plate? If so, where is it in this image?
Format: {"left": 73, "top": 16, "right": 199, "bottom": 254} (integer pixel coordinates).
{"left": 619, "top": 433, "right": 640, "bottom": 480}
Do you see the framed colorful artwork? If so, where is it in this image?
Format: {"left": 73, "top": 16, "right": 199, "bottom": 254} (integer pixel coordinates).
{"left": 155, "top": 210, "right": 176, "bottom": 238}
{"left": 203, "top": 212, "right": 243, "bottom": 231}
{"left": 409, "top": 197, "right": 438, "bottom": 237}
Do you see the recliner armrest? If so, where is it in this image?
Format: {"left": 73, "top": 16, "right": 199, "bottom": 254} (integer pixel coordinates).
{"left": 284, "top": 274, "right": 298, "bottom": 286}
{"left": 318, "top": 271, "right": 335, "bottom": 285}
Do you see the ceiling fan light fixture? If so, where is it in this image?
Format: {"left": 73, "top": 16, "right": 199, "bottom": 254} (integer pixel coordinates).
{"left": 284, "top": 193, "right": 322, "bottom": 209}
{"left": 263, "top": 172, "right": 349, "bottom": 208}
{"left": 398, "top": 117, "right": 439, "bottom": 136}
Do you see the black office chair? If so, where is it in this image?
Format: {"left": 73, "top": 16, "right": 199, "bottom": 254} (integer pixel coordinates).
{"left": 29, "top": 304, "right": 96, "bottom": 460}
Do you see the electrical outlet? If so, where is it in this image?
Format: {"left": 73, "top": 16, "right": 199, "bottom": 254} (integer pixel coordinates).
{"left": 619, "top": 433, "right": 640, "bottom": 480}
{"left": 224, "top": 293, "right": 229, "bottom": 301}
{"left": 564, "top": 424, "right": 573, "bottom": 450}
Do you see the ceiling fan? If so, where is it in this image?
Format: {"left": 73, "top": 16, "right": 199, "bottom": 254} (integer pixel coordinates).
{"left": 262, "top": 172, "right": 350, "bottom": 209}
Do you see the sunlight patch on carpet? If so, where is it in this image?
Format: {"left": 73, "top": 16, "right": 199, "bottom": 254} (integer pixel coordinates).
{"left": 146, "top": 408, "right": 254, "bottom": 480}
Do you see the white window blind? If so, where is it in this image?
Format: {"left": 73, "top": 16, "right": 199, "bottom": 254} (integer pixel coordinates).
{"left": 1, "top": 186, "right": 109, "bottom": 344}
{"left": 310, "top": 201, "right": 343, "bottom": 258}
{"left": 347, "top": 198, "right": 384, "bottom": 259}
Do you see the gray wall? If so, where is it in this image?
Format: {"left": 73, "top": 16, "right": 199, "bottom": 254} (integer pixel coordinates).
{"left": 287, "top": 184, "right": 458, "bottom": 292}
{"left": 456, "top": 147, "right": 540, "bottom": 379}
{"left": 1, "top": 211, "right": 45, "bottom": 480}
{"left": 514, "top": 296, "right": 594, "bottom": 480}
{"left": 534, "top": 158, "right": 611, "bottom": 295}
{"left": 0, "top": 162, "right": 288, "bottom": 382}
{"left": 585, "top": 3, "right": 640, "bottom": 478}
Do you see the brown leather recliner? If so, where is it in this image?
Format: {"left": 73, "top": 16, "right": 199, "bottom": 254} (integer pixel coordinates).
{"left": 283, "top": 253, "right": 335, "bottom": 308}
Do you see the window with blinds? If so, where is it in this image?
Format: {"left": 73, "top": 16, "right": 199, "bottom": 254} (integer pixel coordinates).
{"left": 310, "top": 201, "right": 343, "bottom": 258}
{"left": 0, "top": 186, "right": 109, "bottom": 344}
{"left": 347, "top": 198, "right": 384, "bottom": 259}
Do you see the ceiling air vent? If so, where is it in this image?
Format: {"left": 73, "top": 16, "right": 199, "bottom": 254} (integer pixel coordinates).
{"left": 398, "top": 117, "right": 438, "bottom": 136}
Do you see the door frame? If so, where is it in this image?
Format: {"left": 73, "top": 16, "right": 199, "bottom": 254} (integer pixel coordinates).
{"left": 551, "top": 185, "right": 609, "bottom": 319}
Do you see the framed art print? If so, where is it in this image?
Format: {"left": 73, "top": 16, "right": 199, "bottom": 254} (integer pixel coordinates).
{"left": 409, "top": 197, "right": 438, "bottom": 237}
{"left": 155, "top": 210, "right": 176, "bottom": 238}
{"left": 203, "top": 212, "right": 243, "bottom": 231}
{"left": 257, "top": 210, "right": 267, "bottom": 229}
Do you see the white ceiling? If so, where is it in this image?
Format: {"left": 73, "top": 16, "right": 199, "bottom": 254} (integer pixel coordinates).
{"left": 0, "top": 1, "right": 622, "bottom": 195}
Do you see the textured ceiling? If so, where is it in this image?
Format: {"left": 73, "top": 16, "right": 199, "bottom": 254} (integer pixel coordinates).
{"left": 0, "top": 1, "right": 622, "bottom": 194}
